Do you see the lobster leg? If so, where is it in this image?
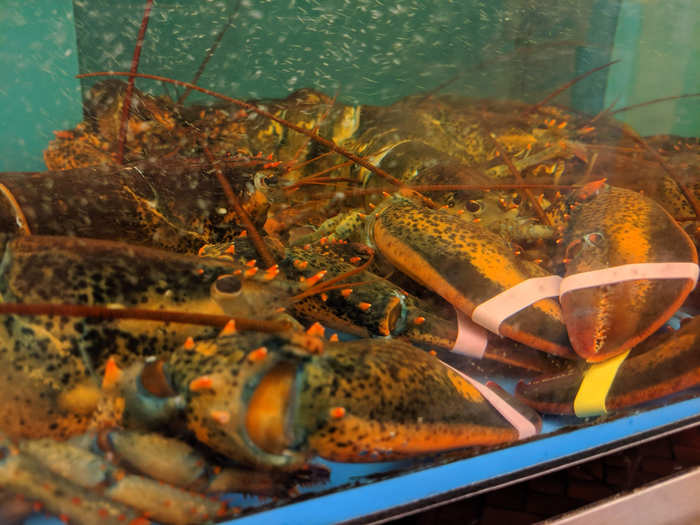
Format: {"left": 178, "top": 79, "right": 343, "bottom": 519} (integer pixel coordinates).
{"left": 516, "top": 316, "right": 700, "bottom": 416}
{"left": 0, "top": 433, "right": 233, "bottom": 525}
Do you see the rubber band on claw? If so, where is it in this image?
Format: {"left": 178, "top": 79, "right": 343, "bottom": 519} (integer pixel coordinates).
{"left": 573, "top": 350, "right": 631, "bottom": 417}
{"left": 472, "top": 275, "right": 563, "bottom": 335}
{"left": 444, "top": 363, "right": 538, "bottom": 439}
{"left": 560, "top": 262, "right": 699, "bottom": 297}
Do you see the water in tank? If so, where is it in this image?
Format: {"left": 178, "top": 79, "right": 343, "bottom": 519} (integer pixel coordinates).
{"left": 0, "top": 1, "right": 698, "bottom": 524}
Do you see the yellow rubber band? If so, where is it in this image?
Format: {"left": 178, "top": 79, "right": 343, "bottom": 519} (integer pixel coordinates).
{"left": 573, "top": 350, "right": 630, "bottom": 417}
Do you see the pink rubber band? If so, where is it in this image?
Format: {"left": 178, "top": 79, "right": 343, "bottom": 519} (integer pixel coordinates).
{"left": 560, "top": 262, "right": 699, "bottom": 297}
{"left": 444, "top": 363, "right": 537, "bottom": 439}
{"left": 452, "top": 309, "right": 488, "bottom": 358}
{"left": 471, "top": 275, "right": 563, "bottom": 335}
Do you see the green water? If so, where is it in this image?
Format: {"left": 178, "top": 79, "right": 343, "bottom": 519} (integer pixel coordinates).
{"left": 0, "top": 0, "right": 697, "bottom": 171}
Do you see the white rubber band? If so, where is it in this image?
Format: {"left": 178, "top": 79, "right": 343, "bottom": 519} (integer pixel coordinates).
{"left": 444, "top": 363, "right": 538, "bottom": 439}
{"left": 452, "top": 309, "right": 489, "bottom": 358}
{"left": 472, "top": 275, "right": 563, "bottom": 335}
{"left": 560, "top": 262, "right": 699, "bottom": 297}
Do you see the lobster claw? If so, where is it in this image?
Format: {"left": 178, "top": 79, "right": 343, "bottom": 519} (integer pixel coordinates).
{"left": 367, "top": 195, "right": 574, "bottom": 358}
{"left": 561, "top": 184, "right": 698, "bottom": 362}
{"left": 167, "top": 332, "right": 540, "bottom": 468}
{"left": 516, "top": 316, "right": 700, "bottom": 416}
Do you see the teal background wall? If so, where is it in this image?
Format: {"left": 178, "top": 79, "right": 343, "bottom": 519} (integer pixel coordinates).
{"left": 604, "top": 0, "right": 699, "bottom": 136}
{"left": 0, "top": 0, "right": 697, "bottom": 172}
{"left": 0, "top": 0, "right": 81, "bottom": 171}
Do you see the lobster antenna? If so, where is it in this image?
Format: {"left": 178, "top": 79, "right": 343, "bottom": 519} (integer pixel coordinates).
{"left": 611, "top": 92, "right": 700, "bottom": 115}
{"left": 0, "top": 302, "right": 292, "bottom": 333}
{"left": 525, "top": 59, "right": 620, "bottom": 115}
{"left": 178, "top": 1, "right": 242, "bottom": 105}
{"left": 200, "top": 142, "right": 277, "bottom": 268}
{"left": 116, "top": 0, "right": 154, "bottom": 165}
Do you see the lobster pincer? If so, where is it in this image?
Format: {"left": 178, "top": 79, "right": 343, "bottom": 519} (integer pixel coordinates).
{"left": 559, "top": 183, "right": 698, "bottom": 362}
{"left": 135, "top": 330, "right": 541, "bottom": 469}
{"left": 366, "top": 195, "right": 574, "bottom": 358}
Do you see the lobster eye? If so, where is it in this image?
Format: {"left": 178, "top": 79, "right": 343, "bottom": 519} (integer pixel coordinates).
{"left": 379, "top": 293, "right": 407, "bottom": 337}
{"left": 466, "top": 199, "right": 482, "bottom": 213}
{"left": 214, "top": 274, "right": 243, "bottom": 295}
{"left": 584, "top": 232, "right": 605, "bottom": 247}
{"left": 140, "top": 359, "right": 176, "bottom": 398}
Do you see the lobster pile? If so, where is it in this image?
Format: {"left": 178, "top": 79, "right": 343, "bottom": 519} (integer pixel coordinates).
{"left": 0, "top": 74, "right": 697, "bottom": 524}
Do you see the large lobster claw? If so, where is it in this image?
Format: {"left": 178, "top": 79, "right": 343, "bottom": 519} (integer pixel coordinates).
{"left": 162, "top": 332, "right": 540, "bottom": 469}
{"left": 516, "top": 316, "right": 700, "bottom": 416}
{"left": 367, "top": 196, "right": 574, "bottom": 358}
{"left": 560, "top": 184, "right": 698, "bottom": 362}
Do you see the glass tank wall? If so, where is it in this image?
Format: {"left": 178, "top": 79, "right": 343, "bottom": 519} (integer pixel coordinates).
{"left": 0, "top": 1, "right": 698, "bottom": 524}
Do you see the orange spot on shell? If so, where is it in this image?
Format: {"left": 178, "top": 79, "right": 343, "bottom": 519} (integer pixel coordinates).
{"left": 248, "top": 346, "right": 268, "bottom": 362}
{"left": 330, "top": 406, "right": 346, "bottom": 419}
{"left": 210, "top": 410, "right": 231, "bottom": 424}
{"left": 53, "top": 130, "right": 75, "bottom": 139}
{"left": 429, "top": 350, "right": 437, "bottom": 356}
{"left": 305, "top": 270, "right": 327, "bottom": 287}
{"left": 306, "top": 322, "right": 325, "bottom": 337}
{"left": 349, "top": 256, "right": 361, "bottom": 264}
{"left": 225, "top": 244, "right": 236, "bottom": 254}
{"left": 102, "top": 356, "right": 123, "bottom": 389}
{"left": 358, "top": 302, "right": 372, "bottom": 311}
{"left": 197, "top": 245, "right": 207, "bottom": 256}
{"left": 197, "top": 268, "right": 205, "bottom": 275}
{"left": 184, "top": 337, "right": 195, "bottom": 350}
{"left": 221, "top": 319, "right": 237, "bottom": 335}
{"left": 341, "top": 288, "right": 353, "bottom": 298}
{"left": 244, "top": 267, "right": 258, "bottom": 277}
{"left": 189, "top": 376, "right": 214, "bottom": 392}
{"left": 329, "top": 333, "right": 339, "bottom": 342}
{"left": 413, "top": 316, "right": 426, "bottom": 325}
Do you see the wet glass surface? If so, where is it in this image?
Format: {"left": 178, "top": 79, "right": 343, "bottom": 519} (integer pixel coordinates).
{"left": 0, "top": 1, "right": 698, "bottom": 523}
